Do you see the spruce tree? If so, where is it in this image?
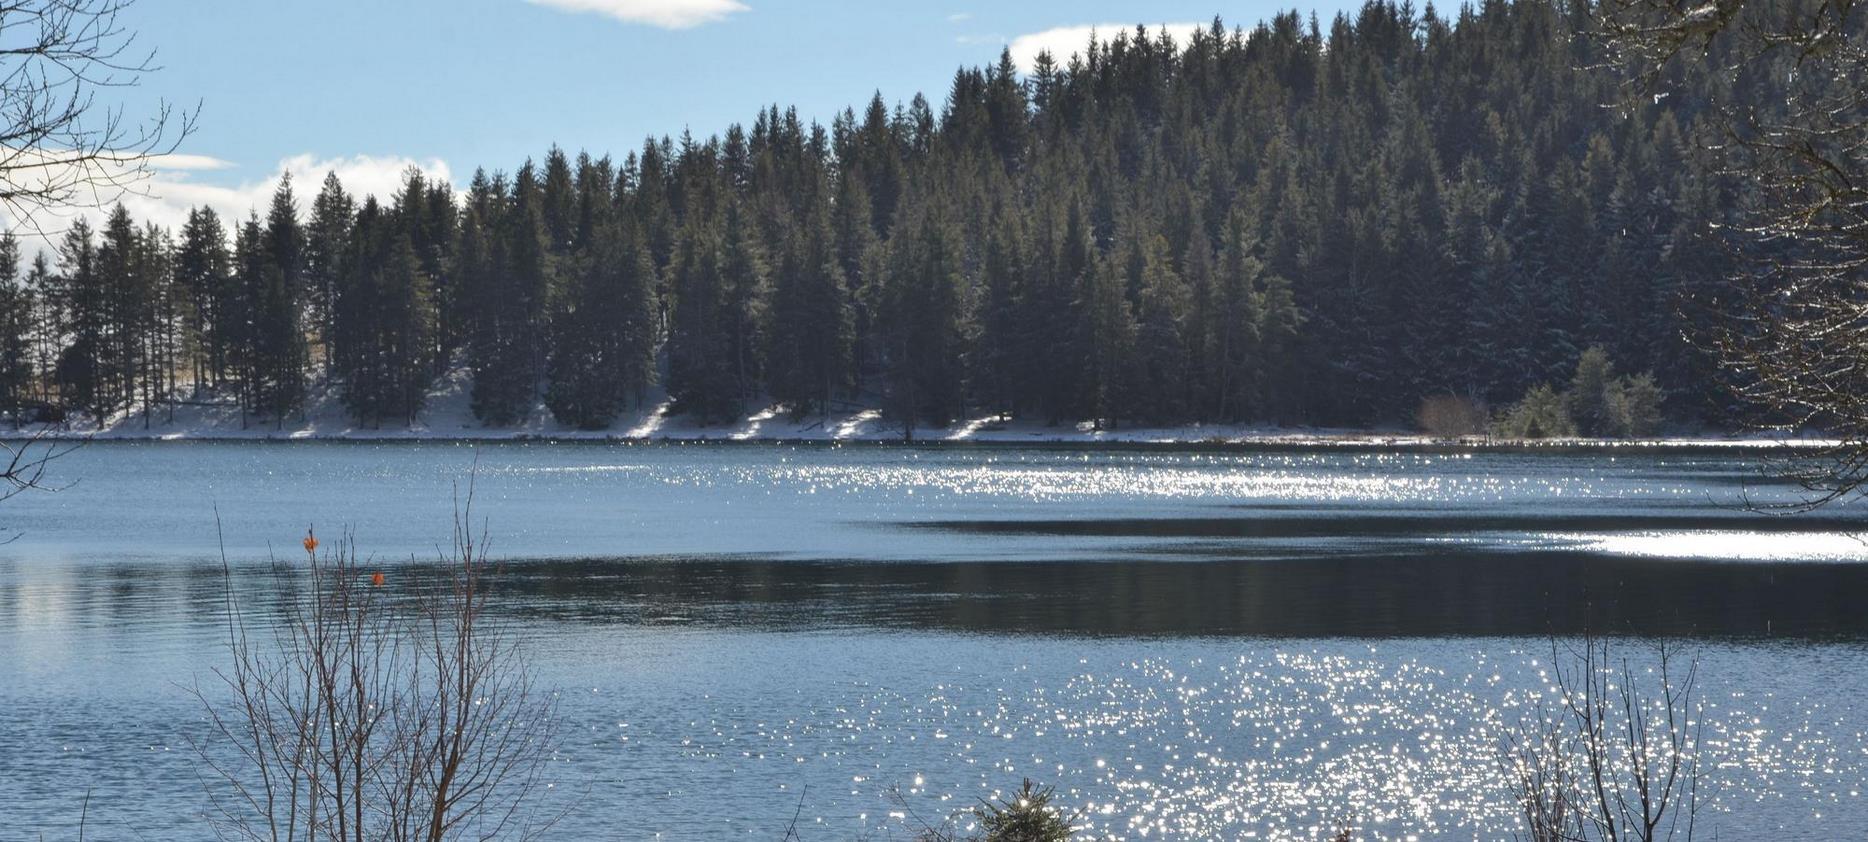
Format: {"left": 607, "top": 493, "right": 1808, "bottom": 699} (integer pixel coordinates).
{"left": 547, "top": 217, "right": 656, "bottom": 429}
{"left": 764, "top": 200, "right": 853, "bottom": 420}
{"left": 252, "top": 178, "right": 309, "bottom": 425}
{"left": 1131, "top": 233, "right": 1191, "bottom": 422}
{"left": 54, "top": 219, "right": 105, "bottom": 421}
{"left": 305, "top": 171, "right": 354, "bottom": 363}
{"left": 175, "top": 207, "right": 236, "bottom": 391}
{"left": 666, "top": 214, "right": 736, "bottom": 422}
{"left": 0, "top": 234, "right": 31, "bottom": 419}
{"left": 470, "top": 162, "right": 550, "bottom": 425}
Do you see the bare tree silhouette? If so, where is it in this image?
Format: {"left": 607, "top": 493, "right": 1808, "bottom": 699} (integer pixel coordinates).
{"left": 1594, "top": 0, "right": 1868, "bottom": 506}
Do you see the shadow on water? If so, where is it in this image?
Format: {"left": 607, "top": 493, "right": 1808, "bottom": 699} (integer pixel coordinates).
{"left": 495, "top": 548, "right": 1868, "bottom": 640}
{"left": 11, "top": 550, "right": 1867, "bottom": 642}
{"left": 11, "top": 509, "right": 1868, "bottom": 641}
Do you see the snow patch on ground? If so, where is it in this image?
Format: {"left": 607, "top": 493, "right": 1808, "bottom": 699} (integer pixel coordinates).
{"left": 23, "top": 363, "right": 1843, "bottom": 449}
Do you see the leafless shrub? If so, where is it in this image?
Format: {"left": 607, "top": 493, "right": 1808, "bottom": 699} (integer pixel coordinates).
{"left": 1501, "top": 639, "right": 1702, "bottom": 842}
{"left": 192, "top": 487, "right": 563, "bottom": 841}
{"left": 1418, "top": 394, "right": 1489, "bottom": 440}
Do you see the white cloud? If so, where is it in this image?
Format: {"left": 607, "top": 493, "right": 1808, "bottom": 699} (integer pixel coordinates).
{"left": 6, "top": 152, "right": 452, "bottom": 260}
{"left": 524, "top": 0, "right": 748, "bottom": 29}
{"left": 1007, "top": 22, "right": 1203, "bottom": 74}
{"left": 947, "top": 12, "right": 971, "bottom": 23}
{"left": 149, "top": 154, "right": 236, "bottom": 172}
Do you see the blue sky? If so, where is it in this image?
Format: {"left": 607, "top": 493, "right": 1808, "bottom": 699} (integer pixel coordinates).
{"left": 107, "top": 0, "right": 1355, "bottom": 234}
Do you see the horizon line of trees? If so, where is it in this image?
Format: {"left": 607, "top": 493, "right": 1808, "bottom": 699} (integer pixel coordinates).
{"left": 0, "top": 0, "right": 1757, "bottom": 433}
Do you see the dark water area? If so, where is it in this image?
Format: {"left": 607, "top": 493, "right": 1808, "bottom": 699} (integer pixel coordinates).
{"left": 498, "top": 551, "right": 1868, "bottom": 639}
{"left": 3, "top": 442, "right": 1867, "bottom": 839}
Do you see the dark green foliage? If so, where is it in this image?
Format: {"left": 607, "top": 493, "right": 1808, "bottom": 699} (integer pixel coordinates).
{"left": 52, "top": 219, "right": 103, "bottom": 419}
{"left": 0, "top": 234, "right": 32, "bottom": 416}
{"left": 304, "top": 171, "right": 353, "bottom": 357}
{"left": 243, "top": 178, "right": 310, "bottom": 426}
{"left": 880, "top": 203, "right": 965, "bottom": 436}
{"left": 765, "top": 198, "right": 854, "bottom": 420}
{"left": 331, "top": 196, "right": 437, "bottom": 427}
{"left": 546, "top": 218, "right": 656, "bottom": 429}
{"left": 1497, "top": 348, "right": 1668, "bottom": 439}
{"left": 1131, "top": 234, "right": 1192, "bottom": 423}
{"left": 469, "top": 162, "right": 552, "bottom": 425}
{"left": 666, "top": 214, "right": 740, "bottom": 422}
{"left": 12, "top": 1, "right": 1752, "bottom": 434}
{"left": 1609, "top": 373, "right": 1666, "bottom": 438}
{"left": 1496, "top": 384, "right": 1577, "bottom": 439}
{"left": 1569, "top": 346, "right": 1616, "bottom": 437}
{"left": 972, "top": 779, "right": 1076, "bottom": 842}
{"left": 175, "top": 207, "right": 237, "bottom": 391}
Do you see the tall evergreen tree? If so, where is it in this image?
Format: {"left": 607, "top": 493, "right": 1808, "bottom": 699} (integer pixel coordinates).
{"left": 470, "top": 162, "right": 551, "bottom": 425}
{"left": 547, "top": 217, "right": 657, "bottom": 428}
{"left": 175, "top": 207, "right": 237, "bottom": 391}
{"left": 764, "top": 199, "right": 853, "bottom": 419}
{"left": 251, "top": 178, "right": 309, "bottom": 425}
{"left": 0, "top": 234, "right": 31, "bottom": 418}
{"left": 54, "top": 219, "right": 105, "bottom": 421}
{"left": 305, "top": 171, "right": 354, "bottom": 362}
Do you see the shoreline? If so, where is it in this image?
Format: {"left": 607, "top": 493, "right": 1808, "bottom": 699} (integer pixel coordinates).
{"left": 7, "top": 374, "right": 1832, "bottom": 453}
{"left": 5, "top": 425, "right": 1835, "bottom": 454}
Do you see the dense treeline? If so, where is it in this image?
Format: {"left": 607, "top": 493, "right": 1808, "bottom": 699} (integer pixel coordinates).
{"left": 0, "top": 0, "right": 1747, "bottom": 432}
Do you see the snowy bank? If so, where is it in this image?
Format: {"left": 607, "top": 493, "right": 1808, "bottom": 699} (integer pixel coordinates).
{"left": 14, "top": 366, "right": 1839, "bottom": 451}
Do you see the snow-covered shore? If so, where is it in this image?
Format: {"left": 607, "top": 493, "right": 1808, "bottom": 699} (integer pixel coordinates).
{"left": 16, "top": 367, "right": 1836, "bottom": 450}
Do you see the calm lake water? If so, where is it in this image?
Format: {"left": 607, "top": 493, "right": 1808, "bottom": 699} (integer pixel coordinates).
{"left": 3, "top": 441, "right": 1866, "bottom": 839}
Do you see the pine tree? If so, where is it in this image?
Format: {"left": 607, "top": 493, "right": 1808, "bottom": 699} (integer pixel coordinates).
{"left": 334, "top": 196, "right": 438, "bottom": 427}
{"left": 17, "top": 3, "right": 1743, "bottom": 433}
{"left": 135, "top": 222, "right": 176, "bottom": 424}
{"left": 251, "top": 178, "right": 309, "bottom": 425}
{"left": 974, "top": 209, "right": 1025, "bottom": 416}
{"left": 374, "top": 232, "right": 437, "bottom": 426}
{"left": 666, "top": 214, "right": 737, "bottom": 422}
{"left": 1569, "top": 345, "right": 1615, "bottom": 437}
{"left": 95, "top": 205, "right": 142, "bottom": 419}
{"left": 1086, "top": 248, "right": 1135, "bottom": 429}
{"left": 470, "top": 162, "right": 551, "bottom": 425}
{"left": 305, "top": 171, "right": 354, "bottom": 364}
{"left": 880, "top": 202, "right": 966, "bottom": 436}
{"left": 764, "top": 199, "right": 853, "bottom": 420}
{"left": 1131, "top": 233, "right": 1191, "bottom": 422}
{"left": 54, "top": 219, "right": 105, "bottom": 421}
{"left": 175, "top": 208, "right": 235, "bottom": 392}
{"left": 0, "top": 234, "right": 31, "bottom": 419}
{"left": 719, "top": 199, "right": 767, "bottom": 407}
{"left": 547, "top": 217, "right": 656, "bottom": 429}
{"left": 1212, "top": 208, "right": 1265, "bottom": 421}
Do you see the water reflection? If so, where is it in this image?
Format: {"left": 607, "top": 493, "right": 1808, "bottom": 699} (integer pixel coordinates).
{"left": 498, "top": 550, "right": 1868, "bottom": 638}
{"left": 10, "top": 546, "right": 1868, "bottom": 642}
{"left": 5, "top": 443, "right": 1868, "bottom": 838}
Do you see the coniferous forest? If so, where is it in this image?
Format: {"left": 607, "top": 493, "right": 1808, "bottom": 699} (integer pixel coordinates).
{"left": 0, "top": 0, "right": 1755, "bottom": 433}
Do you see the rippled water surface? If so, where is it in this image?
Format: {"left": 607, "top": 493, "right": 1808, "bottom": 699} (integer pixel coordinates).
{"left": 3, "top": 441, "right": 1866, "bottom": 839}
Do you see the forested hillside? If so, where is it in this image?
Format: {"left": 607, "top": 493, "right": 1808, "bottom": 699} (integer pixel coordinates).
{"left": 0, "top": 0, "right": 1749, "bottom": 432}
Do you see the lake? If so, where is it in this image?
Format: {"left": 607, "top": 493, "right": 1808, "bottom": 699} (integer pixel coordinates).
{"left": 2, "top": 441, "right": 1865, "bottom": 839}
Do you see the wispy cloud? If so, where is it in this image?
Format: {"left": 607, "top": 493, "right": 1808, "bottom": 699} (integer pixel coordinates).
{"left": 1007, "top": 22, "right": 1202, "bottom": 73}
{"left": 947, "top": 12, "right": 971, "bottom": 23}
{"left": 523, "top": 0, "right": 748, "bottom": 29}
